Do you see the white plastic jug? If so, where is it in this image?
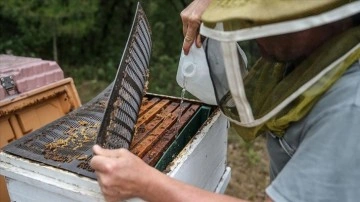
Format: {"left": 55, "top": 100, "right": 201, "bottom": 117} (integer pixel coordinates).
{"left": 176, "top": 42, "right": 217, "bottom": 105}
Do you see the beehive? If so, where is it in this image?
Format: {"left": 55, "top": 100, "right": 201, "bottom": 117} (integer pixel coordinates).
{"left": 0, "top": 95, "right": 230, "bottom": 202}
{"left": 1, "top": 77, "right": 213, "bottom": 177}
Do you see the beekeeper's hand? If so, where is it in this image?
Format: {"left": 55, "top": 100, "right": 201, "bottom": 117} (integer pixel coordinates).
{"left": 90, "top": 145, "right": 248, "bottom": 202}
{"left": 90, "top": 145, "right": 154, "bottom": 202}
{"left": 181, "top": 0, "right": 211, "bottom": 55}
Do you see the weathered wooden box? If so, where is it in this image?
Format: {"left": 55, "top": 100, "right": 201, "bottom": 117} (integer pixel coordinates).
{"left": 0, "top": 55, "right": 82, "bottom": 202}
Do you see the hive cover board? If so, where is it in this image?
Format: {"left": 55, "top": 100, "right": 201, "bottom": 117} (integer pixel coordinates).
{"left": 2, "top": 2, "right": 152, "bottom": 179}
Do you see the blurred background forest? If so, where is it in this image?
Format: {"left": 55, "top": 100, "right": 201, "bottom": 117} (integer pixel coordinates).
{"left": 0, "top": 0, "right": 186, "bottom": 101}
{"left": 0, "top": 0, "right": 269, "bottom": 201}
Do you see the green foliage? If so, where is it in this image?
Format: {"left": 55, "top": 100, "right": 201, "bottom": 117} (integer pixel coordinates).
{"left": 148, "top": 54, "right": 182, "bottom": 96}
{"left": 243, "top": 144, "right": 261, "bottom": 165}
{"left": 229, "top": 126, "right": 262, "bottom": 165}
{"left": 0, "top": 0, "right": 192, "bottom": 97}
{"left": 63, "top": 60, "right": 117, "bottom": 84}
{"left": 0, "top": 0, "right": 98, "bottom": 61}
{"left": 145, "top": 1, "right": 187, "bottom": 96}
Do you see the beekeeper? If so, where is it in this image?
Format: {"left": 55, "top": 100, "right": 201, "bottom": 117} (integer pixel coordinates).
{"left": 90, "top": 1, "right": 360, "bottom": 201}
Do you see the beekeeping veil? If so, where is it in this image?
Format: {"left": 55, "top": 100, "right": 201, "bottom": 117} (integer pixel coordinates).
{"left": 200, "top": 0, "right": 360, "bottom": 141}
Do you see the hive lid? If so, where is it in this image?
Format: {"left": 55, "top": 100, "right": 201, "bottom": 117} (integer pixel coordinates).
{"left": 0, "top": 55, "right": 64, "bottom": 100}
{"left": 96, "top": 2, "right": 152, "bottom": 149}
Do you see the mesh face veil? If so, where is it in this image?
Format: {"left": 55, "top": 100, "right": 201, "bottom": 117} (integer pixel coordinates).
{"left": 200, "top": 0, "right": 360, "bottom": 141}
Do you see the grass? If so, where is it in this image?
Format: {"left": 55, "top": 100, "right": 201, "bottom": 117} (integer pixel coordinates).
{"left": 75, "top": 80, "right": 111, "bottom": 103}
{"left": 226, "top": 131, "right": 270, "bottom": 201}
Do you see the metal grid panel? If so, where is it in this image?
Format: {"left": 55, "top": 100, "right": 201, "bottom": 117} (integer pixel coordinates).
{"left": 3, "top": 85, "right": 112, "bottom": 179}
{"left": 2, "top": 2, "right": 152, "bottom": 179}
{"left": 96, "top": 3, "right": 152, "bottom": 149}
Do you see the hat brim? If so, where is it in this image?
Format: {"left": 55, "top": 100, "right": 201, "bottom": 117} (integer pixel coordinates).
{"left": 202, "top": 0, "right": 347, "bottom": 29}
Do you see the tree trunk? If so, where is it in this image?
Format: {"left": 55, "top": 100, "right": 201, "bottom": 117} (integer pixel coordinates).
{"left": 53, "top": 31, "right": 58, "bottom": 62}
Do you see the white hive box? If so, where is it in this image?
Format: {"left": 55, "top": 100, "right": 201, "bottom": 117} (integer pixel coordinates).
{"left": 0, "top": 108, "right": 230, "bottom": 202}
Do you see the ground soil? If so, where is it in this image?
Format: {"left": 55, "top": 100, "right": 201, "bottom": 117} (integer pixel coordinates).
{"left": 225, "top": 131, "right": 270, "bottom": 202}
